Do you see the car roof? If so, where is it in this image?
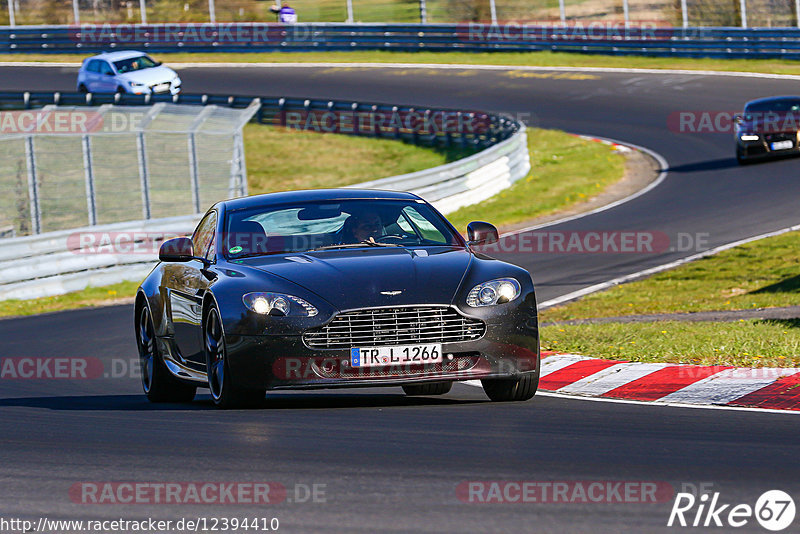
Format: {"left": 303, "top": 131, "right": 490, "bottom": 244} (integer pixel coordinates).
{"left": 86, "top": 50, "right": 149, "bottom": 62}
{"left": 744, "top": 95, "right": 800, "bottom": 108}
{"left": 220, "top": 189, "right": 423, "bottom": 211}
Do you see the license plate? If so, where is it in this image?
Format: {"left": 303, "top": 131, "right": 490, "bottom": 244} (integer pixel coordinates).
{"left": 771, "top": 140, "right": 793, "bottom": 150}
{"left": 350, "top": 344, "right": 442, "bottom": 368}
{"left": 153, "top": 83, "right": 170, "bottom": 93}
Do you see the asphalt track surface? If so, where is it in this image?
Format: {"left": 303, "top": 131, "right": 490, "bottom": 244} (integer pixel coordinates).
{"left": 1, "top": 64, "right": 800, "bottom": 533}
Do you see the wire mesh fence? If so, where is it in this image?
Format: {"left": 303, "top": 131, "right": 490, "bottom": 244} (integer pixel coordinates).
{"left": 0, "top": 102, "right": 258, "bottom": 238}
{"left": 1, "top": 0, "right": 798, "bottom": 27}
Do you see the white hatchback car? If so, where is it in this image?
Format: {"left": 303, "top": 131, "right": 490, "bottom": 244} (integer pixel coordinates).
{"left": 77, "top": 51, "right": 182, "bottom": 95}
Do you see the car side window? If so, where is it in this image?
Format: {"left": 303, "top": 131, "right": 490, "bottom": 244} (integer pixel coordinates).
{"left": 99, "top": 61, "right": 114, "bottom": 75}
{"left": 192, "top": 212, "right": 217, "bottom": 260}
{"left": 86, "top": 60, "right": 99, "bottom": 73}
{"left": 399, "top": 207, "right": 447, "bottom": 243}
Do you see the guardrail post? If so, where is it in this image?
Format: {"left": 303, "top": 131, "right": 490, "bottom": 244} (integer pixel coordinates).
{"left": 72, "top": 0, "right": 79, "bottom": 24}
{"left": 81, "top": 135, "right": 97, "bottom": 226}
{"left": 7, "top": 0, "right": 15, "bottom": 27}
{"left": 740, "top": 0, "right": 747, "bottom": 28}
{"left": 796, "top": 0, "right": 800, "bottom": 28}
{"left": 24, "top": 136, "right": 40, "bottom": 235}
{"left": 208, "top": 0, "right": 216, "bottom": 23}
{"left": 622, "top": 0, "right": 629, "bottom": 29}
{"left": 489, "top": 0, "right": 497, "bottom": 25}
{"left": 139, "top": 0, "right": 147, "bottom": 24}
{"left": 559, "top": 0, "right": 566, "bottom": 25}
{"left": 419, "top": 0, "right": 427, "bottom": 24}
{"left": 681, "top": 0, "right": 688, "bottom": 28}
{"left": 346, "top": 0, "right": 354, "bottom": 23}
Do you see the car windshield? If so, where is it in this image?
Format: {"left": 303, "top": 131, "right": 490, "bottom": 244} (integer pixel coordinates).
{"left": 224, "top": 199, "right": 463, "bottom": 258}
{"left": 744, "top": 99, "right": 800, "bottom": 114}
{"left": 113, "top": 55, "right": 159, "bottom": 74}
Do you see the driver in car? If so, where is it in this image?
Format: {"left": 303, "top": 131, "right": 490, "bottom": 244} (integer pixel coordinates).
{"left": 342, "top": 210, "right": 383, "bottom": 243}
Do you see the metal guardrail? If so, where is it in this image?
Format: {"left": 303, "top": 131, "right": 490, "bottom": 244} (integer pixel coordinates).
{"left": 0, "top": 91, "right": 527, "bottom": 301}
{"left": 6, "top": 23, "right": 800, "bottom": 58}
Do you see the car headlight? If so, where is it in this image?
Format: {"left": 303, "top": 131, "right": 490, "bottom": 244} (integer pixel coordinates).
{"left": 740, "top": 134, "right": 760, "bottom": 141}
{"left": 243, "top": 292, "right": 318, "bottom": 317}
{"left": 130, "top": 81, "right": 146, "bottom": 87}
{"left": 466, "top": 278, "right": 521, "bottom": 307}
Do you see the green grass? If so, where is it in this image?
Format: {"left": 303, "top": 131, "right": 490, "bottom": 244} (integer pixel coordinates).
{"left": 539, "top": 230, "right": 800, "bottom": 368}
{"left": 9, "top": 50, "right": 800, "bottom": 77}
{"left": 446, "top": 128, "right": 624, "bottom": 231}
{"left": 243, "top": 123, "right": 470, "bottom": 194}
{"left": 541, "top": 320, "right": 800, "bottom": 368}
{"left": 541, "top": 231, "right": 800, "bottom": 323}
{"left": 0, "top": 280, "right": 140, "bottom": 319}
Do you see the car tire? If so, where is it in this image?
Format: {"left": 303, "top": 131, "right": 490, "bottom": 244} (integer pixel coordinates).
{"left": 402, "top": 381, "right": 453, "bottom": 396}
{"left": 137, "top": 304, "right": 197, "bottom": 403}
{"left": 78, "top": 84, "right": 89, "bottom": 94}
{"left": 736, "top": 148, "right": 749, "bottom": 165}
{"left": 481, "top": 373, "right": 538, "bottom": 402}
{"left": 204, "top": 304, "right": 265, "bottom": 409}
{"left": 116, "top": 86, "right": 126, "bottom": 94}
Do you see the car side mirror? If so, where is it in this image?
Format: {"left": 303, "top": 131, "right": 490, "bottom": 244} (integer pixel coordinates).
{"left": 159, "top": 237, "right": 195, "bottom": 262}
{"left": 467, "top": 221, "right": 499, "bottom": 246}
{"left": 733, "top": 115, "right": 743, "bottom": 124}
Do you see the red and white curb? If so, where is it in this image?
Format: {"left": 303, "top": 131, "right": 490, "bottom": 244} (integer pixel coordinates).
{"left": 535, "top": 352, "right": 800, "bottom": 411}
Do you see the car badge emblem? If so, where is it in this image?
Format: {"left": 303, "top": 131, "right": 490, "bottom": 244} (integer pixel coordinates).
{"left": 380, "top": 290, "right": 403, "bottom": 296}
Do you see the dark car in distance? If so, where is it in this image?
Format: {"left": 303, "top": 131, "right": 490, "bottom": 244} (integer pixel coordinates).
{"left": 735, "top": 95, "right": 800, "bottom": 164}
{"left": 135, "top": 189, "right": 540, "bottom": 408}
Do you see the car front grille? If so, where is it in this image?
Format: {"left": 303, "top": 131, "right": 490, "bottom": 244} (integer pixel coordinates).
{"left": 303, "top": 306, "right": 486, "bottom": 349}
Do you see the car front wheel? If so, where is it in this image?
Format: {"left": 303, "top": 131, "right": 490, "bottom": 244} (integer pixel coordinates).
{"left": 481, "top": 373, "right": 538, "bottom": 402}
{"left": 205, "top": 305, "right": 265, "bottom": 409}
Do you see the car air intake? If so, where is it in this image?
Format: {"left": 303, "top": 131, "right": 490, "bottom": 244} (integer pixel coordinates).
{"left": 303, "top": 306, "right": 486, "bottom": 349}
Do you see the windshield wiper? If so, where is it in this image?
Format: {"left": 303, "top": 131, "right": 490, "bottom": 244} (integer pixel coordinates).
{"left": 309, "top": 240, "right": 400, "bottom": 252}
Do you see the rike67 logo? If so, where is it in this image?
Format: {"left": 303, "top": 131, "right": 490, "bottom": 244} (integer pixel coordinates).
{"left": 668, "top": 489, "right": 795, "bottom": 531}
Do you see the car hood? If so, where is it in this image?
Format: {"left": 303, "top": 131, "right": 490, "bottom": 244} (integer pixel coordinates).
{"left": 239, "top": 246, "right": 473, "bottom": 311}
{"left": 117, "top": 65, "right": 176, "bottom": 85}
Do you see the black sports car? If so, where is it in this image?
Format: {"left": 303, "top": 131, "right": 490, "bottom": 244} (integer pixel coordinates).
{"left": 135, "top": 189, "right": 539, "bottom": 408}
{"left": 735, "top": 95, "right": 800, "bottom": 164}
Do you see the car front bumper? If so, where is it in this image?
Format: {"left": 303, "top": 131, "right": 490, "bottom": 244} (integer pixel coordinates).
{"left": 224, "top": 299, "right": 540, "bottom": 391}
